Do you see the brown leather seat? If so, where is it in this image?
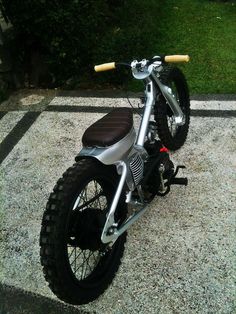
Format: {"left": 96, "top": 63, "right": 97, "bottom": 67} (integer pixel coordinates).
{"left": 82, "top": 108, "right": 133, "bottom": 147}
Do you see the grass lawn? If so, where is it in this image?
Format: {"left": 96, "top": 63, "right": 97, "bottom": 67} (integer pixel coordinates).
{"left": 129, "top": 0, "right": 236, "bottom": 94}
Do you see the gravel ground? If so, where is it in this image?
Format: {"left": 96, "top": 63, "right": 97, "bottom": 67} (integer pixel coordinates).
{"left": 0, "top": 98, "right": 235, "bottom": 313}
{"left": 0, "top": 111, "right": 25, "bottom": 142}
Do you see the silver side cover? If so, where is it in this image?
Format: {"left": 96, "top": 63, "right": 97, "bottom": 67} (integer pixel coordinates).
{"left": 78, "top": 127, "right": 136, "bottom": 165}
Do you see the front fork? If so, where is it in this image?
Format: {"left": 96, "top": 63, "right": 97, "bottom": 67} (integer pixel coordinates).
{"left": 101, "top": 161, "right": 128, "bottom": 243}
{"left": 151, "top": 73, "right": 185, "bottom": 126}
{"left": 101, "top": 161, "right": 149, "bottom": 244}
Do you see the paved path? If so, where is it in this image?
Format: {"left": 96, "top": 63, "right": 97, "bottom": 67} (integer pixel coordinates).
{"left": 0, "top": 91, "right": 235, "bottom": 314}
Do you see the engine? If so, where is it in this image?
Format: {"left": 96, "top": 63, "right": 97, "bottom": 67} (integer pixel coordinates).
{"left": 142, "top": 140, "right": 174, "bottom": 198}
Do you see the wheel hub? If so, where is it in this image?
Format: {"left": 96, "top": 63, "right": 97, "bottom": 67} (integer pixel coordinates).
{"left": 68, "top": 208, "right": 106, "bottom": 251}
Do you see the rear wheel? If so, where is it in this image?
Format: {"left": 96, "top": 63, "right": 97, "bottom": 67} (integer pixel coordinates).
{"left": 40, "top": 159, "right": 127, "bottom": 305}
{"left": 155, "top": 66, "right": 190, "bottom": 150}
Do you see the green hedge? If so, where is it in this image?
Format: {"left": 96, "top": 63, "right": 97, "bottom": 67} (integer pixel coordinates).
{"left": 0, "top": 0, "right": 161, "bottom": 87}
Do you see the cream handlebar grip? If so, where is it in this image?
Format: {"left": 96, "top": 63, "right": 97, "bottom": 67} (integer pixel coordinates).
{"left": 94, "top": 62, "right": 116, "bottom": 72}
{"left": 164, "top": 55, "right": 190, "bottom": 63}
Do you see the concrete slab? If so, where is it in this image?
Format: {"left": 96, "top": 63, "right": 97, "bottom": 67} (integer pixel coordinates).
{"left": 49, "top": 96, "right": 140, "bottom": 108}
{"left": 0, "top": 105, "right": 235, "bottom": 313}
{"left": 49, "top": 97, "right": 236, "bottom": 111}
{"left": 191, "top": 100, "right": 236, "bottom": 111}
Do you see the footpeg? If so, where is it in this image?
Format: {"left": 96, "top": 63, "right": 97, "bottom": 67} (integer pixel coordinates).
{"left": 173, "top": 165, "right": 185, "bottom": 177}
{"left": 170, "top": 165, "right": 188, "bottom": 186}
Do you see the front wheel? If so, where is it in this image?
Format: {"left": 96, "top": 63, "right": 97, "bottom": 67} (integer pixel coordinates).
{"left": 155, "top": 66, "right": 190, "bottom": 150}
{"left": 40, "top": 159, "right": 127, "bottom": 305}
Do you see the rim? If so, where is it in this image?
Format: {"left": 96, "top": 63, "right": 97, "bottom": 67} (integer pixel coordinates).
{"left": 67, "top": 179, "right": 110, "bottom": 281}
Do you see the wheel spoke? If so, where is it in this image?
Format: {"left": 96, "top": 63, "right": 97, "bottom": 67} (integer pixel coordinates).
{"left": 69, "top": 248, "right": 101, "bottom": 280}
{"left": 80, "top": 250, "right": 90, "bottom": 279}
{"left": 84, "top": 251, "right": 93, "bottom": 276}
{"left": 97, "top": 196, "right": 102, "bottom": 210}
{"left": 83, "top": 252, "right": 94, "bottom": 273}
{"left": 75, "top": 191, "right": 104, "bottom": 211}
{"left": 68, "top": 247, "right": 75, "bottom": 259}
{"left": 80, "top": 187, "right": 87, "bottom": 204}
{"left": 69, "top": 249, "right": 83, "bottom": 267}
{"left": 81, "top": 251, "right": 87, "bottom": 279}
{"left": 75, "top": 250, "right": 96, "bottom": 279}
{"left": 74, "top": 247, "right": 76, "bottom": 273}
{"left": 93, "top": 181, "right": 99, "bottom": 207}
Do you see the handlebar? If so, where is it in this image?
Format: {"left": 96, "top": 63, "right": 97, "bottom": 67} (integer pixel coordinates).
{"left": 94, "top": 55, "right": 190, "bottom": 72}
{"left": 94, "top": 62, "right": 116, "bottom": 72}
{"left": 164, "top": 55, "right": 190, "bottom": 63}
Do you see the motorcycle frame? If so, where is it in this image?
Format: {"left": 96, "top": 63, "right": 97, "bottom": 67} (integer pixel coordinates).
{"left": 78, "top": 61, "right": 185, "bottom": 244}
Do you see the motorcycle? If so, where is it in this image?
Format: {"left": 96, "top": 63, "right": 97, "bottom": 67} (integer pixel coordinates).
{"left": 40, "top": 55, "right": 190, "bottom": 304}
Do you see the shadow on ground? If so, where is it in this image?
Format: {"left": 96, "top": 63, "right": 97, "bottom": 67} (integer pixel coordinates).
{"left": 0, "top": 283, "right": 94, "bottom": 314}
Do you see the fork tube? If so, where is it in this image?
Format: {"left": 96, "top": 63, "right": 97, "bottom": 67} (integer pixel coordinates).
{"left": 136, "top": 80, "right": 155, "bottom": 147}
{"left": 101, "top": 161, "right": 127, "bottom": 243}
{"left": 151, "top": 73, "right": 184, "bottom": 125}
